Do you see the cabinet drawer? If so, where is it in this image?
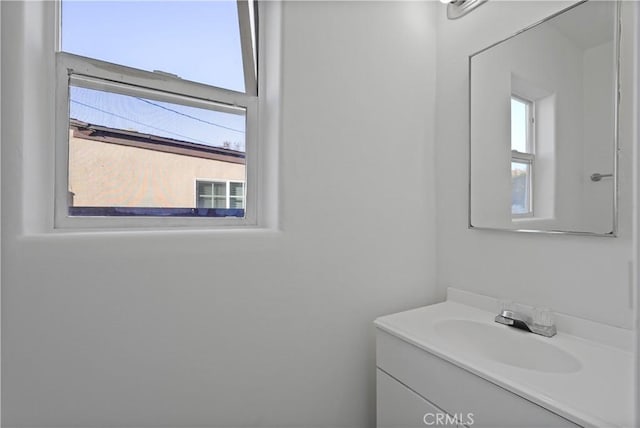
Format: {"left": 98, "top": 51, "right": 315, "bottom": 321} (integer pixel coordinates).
{"left": 378, "top": 369, "right": 462, "bottom": 428}
{"left": 376, "top": 330, "right": 580, "bottom": 428}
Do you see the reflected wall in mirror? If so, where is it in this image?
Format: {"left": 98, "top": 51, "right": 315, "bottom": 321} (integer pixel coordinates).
{"left": 469, "top": 1, "right": 618, "bottom": 236}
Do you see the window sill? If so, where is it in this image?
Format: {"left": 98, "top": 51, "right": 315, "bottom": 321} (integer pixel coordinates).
{"left": 512, "top": 216, "right": 555, "bottom": 223}
{"left": 20, "top": 224, "right": 283, "bottom": 241}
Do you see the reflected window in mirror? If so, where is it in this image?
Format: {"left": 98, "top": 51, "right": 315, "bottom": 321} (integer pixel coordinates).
{"left": 469, "top": 1, "right": 618, "bottom": 236}
{"left": 511, "top": 96, "right": 534, "bottom": 217}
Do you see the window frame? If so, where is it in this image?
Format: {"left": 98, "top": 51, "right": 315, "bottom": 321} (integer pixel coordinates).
{"left": 54, "top": 1, "right": 259, "bottom": 229}
{"left": 511, "top": 159, "right": 533, "bottom": 217}
{"left": 510, "top": 95, "right": 535, "bottom": 218}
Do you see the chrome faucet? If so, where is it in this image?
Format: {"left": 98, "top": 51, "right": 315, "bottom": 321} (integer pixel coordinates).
{"left": 495, "top": 309, "right": 557, "bottom": 337}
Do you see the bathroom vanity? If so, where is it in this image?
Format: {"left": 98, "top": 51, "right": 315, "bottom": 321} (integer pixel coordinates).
{"left": 375, "top": 289, "right": 634, "bottom": 428}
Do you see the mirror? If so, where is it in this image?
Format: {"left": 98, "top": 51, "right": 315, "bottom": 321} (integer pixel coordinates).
{"left": 469, "top": 1, "right": 618, "bottom": 236}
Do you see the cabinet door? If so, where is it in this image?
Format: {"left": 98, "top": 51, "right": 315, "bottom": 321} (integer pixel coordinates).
{"left": 377, "top": 369, "right": 459, "bottom": 428}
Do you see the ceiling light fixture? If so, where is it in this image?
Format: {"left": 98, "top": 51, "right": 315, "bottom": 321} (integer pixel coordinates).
{"left": 443, "top": 0, "right": 488, "bottom": 20}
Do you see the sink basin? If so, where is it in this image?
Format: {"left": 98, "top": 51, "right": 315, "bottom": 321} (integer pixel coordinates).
{"left": 434, "top": 319, "right": 581, "bottom": 373}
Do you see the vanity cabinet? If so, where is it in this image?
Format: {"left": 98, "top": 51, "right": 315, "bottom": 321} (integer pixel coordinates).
{"left": 376, "top": 330, "right": 580, "bottom": 428}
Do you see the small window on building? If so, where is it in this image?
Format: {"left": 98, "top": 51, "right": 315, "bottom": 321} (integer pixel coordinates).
{"left": 56, "top": 0, "right": 258, "bottom": 227}
{"left": 511, "top": 96, "right": 535, "bottom": 217}
{"left": 197, "top": 181, "right": 245, "bottom": 209}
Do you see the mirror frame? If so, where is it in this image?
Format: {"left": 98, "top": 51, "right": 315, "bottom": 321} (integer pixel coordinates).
{"left": 467, "top": 0, "right": 620, "bottom": 237}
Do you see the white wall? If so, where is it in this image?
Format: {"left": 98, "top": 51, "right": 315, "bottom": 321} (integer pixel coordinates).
{"left": 1, "top": 1, "right": 438, "bottom": 427}
{"left": 582, "top": 41, "right": 616, "bottom": 231}
{"left": 635, "top": 3, "right": 640, "bottom": 425}
{"left": 436, "top": 1, "right": 636, "bottom": 329}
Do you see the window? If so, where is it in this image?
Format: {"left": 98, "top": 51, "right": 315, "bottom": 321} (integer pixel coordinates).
{"left": 55, "top": 0, "right": 259, "bottom": 228}
{"left": 197, "top": 181, "right": 245, "bottom": 209}
{"left": 511, "top": 96, "right": 535, "bottom": 217}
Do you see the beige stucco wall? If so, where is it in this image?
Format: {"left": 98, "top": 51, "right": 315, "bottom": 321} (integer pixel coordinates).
{"left": 68, "top": 131, "right": 245, "bottom": 208}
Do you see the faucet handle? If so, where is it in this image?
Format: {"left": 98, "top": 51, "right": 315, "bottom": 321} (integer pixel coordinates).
{"left": 533, "top": 307, "right": 554, "bottom": 327}
{"left": 498, "top": 299, "right": 514, "bottom": 313}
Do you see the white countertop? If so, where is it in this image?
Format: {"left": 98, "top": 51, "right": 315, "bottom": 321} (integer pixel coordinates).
{"left": 374, "top": 291, "right": 634, "bottom": 428}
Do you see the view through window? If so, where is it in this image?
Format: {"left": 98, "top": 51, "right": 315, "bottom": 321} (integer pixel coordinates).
{"left": 60, "top": 0, "right": 256, "bottom": 219}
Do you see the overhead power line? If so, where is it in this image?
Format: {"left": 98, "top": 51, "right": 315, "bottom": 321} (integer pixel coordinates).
{"left": 135, "top": 97, "right": 245, "bottom": 134}
{"left": 71, "top": 99, "right": 215, "bottom": 146}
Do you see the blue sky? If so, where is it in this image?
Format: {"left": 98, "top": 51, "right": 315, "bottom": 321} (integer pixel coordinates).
{"left": 62, "top": 1, "right": 247, "bottom": 150}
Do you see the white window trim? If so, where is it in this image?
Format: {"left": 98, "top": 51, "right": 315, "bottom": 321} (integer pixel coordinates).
{"left": 238, "top": 0, "right": 257, "bottom": 96}
{"left": 511, "top": 94, "right": 535, "bottom": 154}
{"left": 9, "top": 0, "right": 280, "bottom": 235}
{"left": 511, "top": 156, "right": 534, "bottom": 218}
{"left": 53, "top": 0, "right": 267, "bottom": 230}
{"left": 511, "top": 95, "right": 535, "bottom": 218}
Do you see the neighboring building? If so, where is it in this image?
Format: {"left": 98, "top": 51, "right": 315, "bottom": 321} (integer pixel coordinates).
{"left": 68, "top": 119, "right": 246, "bottom": 211}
